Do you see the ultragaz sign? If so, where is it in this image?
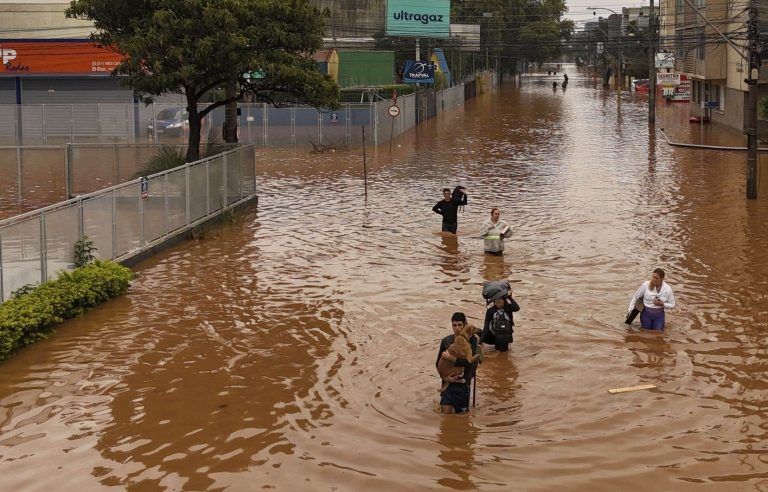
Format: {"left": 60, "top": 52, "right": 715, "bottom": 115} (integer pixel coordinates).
{"left": 386, "top": 0, "right": 450, "bottom": 38}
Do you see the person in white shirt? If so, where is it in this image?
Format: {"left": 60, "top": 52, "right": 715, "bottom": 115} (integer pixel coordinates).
{"left": 628, "top": 268, "right": 676, "bottom": 330}
{"left": 480, "top": 208, "right": 513, "bottom": 255}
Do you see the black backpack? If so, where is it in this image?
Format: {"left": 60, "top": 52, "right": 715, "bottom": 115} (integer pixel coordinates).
{"left": 490, "top": 308, "right": 513, "bottom": 344}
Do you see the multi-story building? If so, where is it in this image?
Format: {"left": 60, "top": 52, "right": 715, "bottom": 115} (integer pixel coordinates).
{"left": 665, "top": 0, "right": 767, "bottom": 130}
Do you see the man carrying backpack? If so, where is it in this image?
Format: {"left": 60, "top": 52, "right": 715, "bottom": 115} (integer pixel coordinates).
{"left": 480, "top": 281, "right": 520, "bottom": 352}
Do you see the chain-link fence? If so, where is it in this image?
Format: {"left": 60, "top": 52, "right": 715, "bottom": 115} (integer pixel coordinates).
{"left": 0, "top": 144, "right": 257, "bottom": 301}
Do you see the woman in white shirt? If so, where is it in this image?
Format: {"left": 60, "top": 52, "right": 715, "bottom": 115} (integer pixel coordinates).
{"left": 480, "top": 208, "right": 513, "bottom": 255}
{"left": 628, "top": 268, "right": 676, "bottom": 330}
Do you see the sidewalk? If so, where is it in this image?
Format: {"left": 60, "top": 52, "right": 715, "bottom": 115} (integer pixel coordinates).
{"left": 655, "top": 100, "right": 752, "bottom": 148}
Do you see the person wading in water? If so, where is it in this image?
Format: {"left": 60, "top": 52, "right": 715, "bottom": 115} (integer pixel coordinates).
{"left": 432, "top": 186, "right": 467, "bottom": 234}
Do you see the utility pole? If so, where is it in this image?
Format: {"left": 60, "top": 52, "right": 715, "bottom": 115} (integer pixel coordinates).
{"left": 746, "top": 0, "right": 760, "bottom": 199}
{"left": 648, "top": 0, "right": 656, "bottom": 124}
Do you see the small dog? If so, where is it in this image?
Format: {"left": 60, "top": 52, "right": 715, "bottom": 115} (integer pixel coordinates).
{"left": 437, "top": 324, "right": 480, "bottom": 393}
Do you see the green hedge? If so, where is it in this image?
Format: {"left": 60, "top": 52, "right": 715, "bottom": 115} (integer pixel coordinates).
{"left": 0, "top": 261, "right": 133, "bottom": 361}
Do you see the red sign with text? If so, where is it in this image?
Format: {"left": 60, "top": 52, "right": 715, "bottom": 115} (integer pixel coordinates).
{"left": 0, "top": 41, "right": 124, "bottom": 75}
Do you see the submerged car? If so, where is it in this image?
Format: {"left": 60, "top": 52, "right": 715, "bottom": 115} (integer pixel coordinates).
{"left": 147, "top": 107, "right": 189, "bottom": 137}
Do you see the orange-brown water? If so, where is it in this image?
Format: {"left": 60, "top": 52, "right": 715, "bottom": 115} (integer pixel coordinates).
{"left": 1, "top": 71, "right": 767, "bottom": 491}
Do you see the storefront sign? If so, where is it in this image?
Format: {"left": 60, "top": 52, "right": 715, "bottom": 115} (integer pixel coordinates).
{"left": 657, "top": 72, "right": 680, "bottom": 85}
{"left": 0, "top": 41, "right": 123, "bottom": 75}
{"left": 655, "top": 52, "right": 675, "bottom": 69}
{"left": 403, "top": 61, "right": 435, "bottom": 84}
{"left": 386, "top": 0, "right": 450, "bottom": 38}
{"left": 671, "top": 74, "right": 691, "bottom": 101}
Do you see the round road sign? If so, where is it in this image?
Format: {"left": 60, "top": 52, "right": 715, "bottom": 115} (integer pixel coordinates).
{"left": 388, "top": 105, "right": 400, "bottom": 117}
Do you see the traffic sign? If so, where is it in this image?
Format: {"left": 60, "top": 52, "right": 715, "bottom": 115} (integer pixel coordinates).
{"left": 140, "top": 177, "right": 149, "bottom": 198}
{"left": 388, "top": 105, "right": 400, "bottom": 117}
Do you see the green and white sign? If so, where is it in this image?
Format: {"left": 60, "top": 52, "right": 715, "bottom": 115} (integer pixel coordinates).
{"left": 386, "top": 0, "right": 450, "bottom": 38}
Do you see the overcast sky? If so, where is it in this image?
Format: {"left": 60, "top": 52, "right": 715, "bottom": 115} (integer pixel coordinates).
{"left": 565, "top": 0, "right": 651, "bottom": 27}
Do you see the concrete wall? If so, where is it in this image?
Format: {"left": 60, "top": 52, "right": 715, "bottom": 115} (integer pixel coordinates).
{"left": 710, "top": 87, "right": 746, "bottom": 129}
{"left": 313, "top": 0, "right": 386, "bottom": 39}
{"left": 0, "top": 2, "right": 93, "bottom": 39}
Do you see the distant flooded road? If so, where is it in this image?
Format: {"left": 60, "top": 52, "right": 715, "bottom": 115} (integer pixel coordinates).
{"left": 1, "top": 69, "right": 767, "bottom": 491}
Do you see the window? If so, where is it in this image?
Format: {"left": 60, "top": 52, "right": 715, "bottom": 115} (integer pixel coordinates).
{"left": 697, "top": 28, "right": 705, "bottom": 60}
{"left": 676, "top": 32, "right": 684, "bottom": 58}
{"left": 694, "top": 0, "right": 705, "bottom": 6}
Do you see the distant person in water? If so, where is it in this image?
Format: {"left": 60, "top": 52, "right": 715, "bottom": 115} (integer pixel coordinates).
{"left": 433, "top": 186, "right": 467, "bottom": 234}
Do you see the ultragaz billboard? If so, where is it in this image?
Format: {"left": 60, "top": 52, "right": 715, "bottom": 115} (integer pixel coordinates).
{"left": 386, "top": 0, "right": 450, "bottom": 38}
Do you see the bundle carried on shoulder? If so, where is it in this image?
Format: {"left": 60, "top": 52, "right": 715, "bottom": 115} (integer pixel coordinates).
{"left": 482, "top": 280, "right": 510, "bottom": 302}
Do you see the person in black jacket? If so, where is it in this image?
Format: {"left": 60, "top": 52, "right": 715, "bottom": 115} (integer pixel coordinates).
{"left": 480, "top": 294, "right": 520, "bottom": 352}
{"left": 436, "top": 312, "right": 479, "bottom": 414}
{"left": 432, "top": 186, "right": 467, "bottom": 234}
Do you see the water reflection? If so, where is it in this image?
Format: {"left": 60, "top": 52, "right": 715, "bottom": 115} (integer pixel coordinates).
{"left": 481, "top": 252, "right": 511, "bottom": 282}
{"left": 436, "top": 416, "right": 479, "bottom": 490}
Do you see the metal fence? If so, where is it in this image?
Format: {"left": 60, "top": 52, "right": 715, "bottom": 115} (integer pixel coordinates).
{"left": 0, "top": 144, "right": 257, "bottom": 301}
{"left": 0, "top": 142, "right": 234, "bottom": 218}
{"left": 0, "top": 71, "right": 498, "bottom": 219}
{"left": 0, "top": 71, "right": 498, "bottom": 149}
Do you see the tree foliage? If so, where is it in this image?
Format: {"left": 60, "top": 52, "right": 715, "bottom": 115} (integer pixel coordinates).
{"left": 67, "top": 0, "right": 340, "bottom": 161}
{"left": 450, "top": 0, "right": 573, "bottom": 75}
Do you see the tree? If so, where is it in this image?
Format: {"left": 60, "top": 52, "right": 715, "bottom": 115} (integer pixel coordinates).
{"left": 67, "top": 0, "right": 340, "bottom": 162}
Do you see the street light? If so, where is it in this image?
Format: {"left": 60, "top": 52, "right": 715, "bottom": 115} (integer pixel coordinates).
{"left": 588, "top": 6, "right": 624, "bottom": 88}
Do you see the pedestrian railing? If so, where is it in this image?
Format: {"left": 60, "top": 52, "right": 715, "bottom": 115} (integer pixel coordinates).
{"left": 0, "top": 144, "right": 257, "bottom": 301}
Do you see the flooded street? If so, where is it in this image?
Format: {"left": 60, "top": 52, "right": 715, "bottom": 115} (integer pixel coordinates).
{"left": 1, "top": 70, "right": 767, "bottom": 491}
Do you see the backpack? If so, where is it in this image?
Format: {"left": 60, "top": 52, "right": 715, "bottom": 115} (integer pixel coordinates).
{"left": 490, "top": 308, "right": 513, "bottom": 344}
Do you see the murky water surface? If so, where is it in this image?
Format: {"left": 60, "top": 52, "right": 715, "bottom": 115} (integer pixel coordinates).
{"left": 2, "top": 70, "right": 767, "bottom": 491}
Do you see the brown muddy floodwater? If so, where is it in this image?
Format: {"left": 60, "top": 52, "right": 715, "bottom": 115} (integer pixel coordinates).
{"left": 1, "top": 68, "right": 767, "bottom": 491}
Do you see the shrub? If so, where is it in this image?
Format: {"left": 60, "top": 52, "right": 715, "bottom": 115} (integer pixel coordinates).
{"left": 0, "top": 261, "right": 133, "bottom": 361}
{"left": 760, "top": 96, "right": 768, "bottom": 120}
{"left": 74, "top": 235, "right": 97, "bottom": 267}
{"left": 139, "top": 146, "right": 186, "bottom": 177}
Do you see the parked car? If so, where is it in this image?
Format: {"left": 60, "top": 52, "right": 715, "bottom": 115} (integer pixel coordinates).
{"left": 147, "top": 107, "right": 189, "bottom": 137}
{"left": 632, "top": 79, "right": 649, "bottom": 91}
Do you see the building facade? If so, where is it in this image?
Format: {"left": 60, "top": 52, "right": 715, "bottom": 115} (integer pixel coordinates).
{"left": 664, "top": 0, "right": 767, "bottom": 130}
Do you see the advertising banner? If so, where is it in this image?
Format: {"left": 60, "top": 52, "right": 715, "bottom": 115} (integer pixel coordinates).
{"left": 386, "top": 0, "right": 450, "bottom": 38}
{"left": 403, "top": 61, "right": 435, "bottom": 84}
{"left": 657, "top": 72, "right": 680, "bottom": 85}
{"left": 655, "top": 52, "right": 675, "bottom": 69}
{"left": 0, "top": 41, "right": 123, "bottom": 75}
{"left": 671, "top": 74, "right": 691, "bottom": 101}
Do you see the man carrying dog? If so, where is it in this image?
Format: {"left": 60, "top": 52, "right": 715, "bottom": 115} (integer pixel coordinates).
{"left": 436, "top": 312, "right": 479, "bottom": 414}
{"left": 432, "top": 186, "right": 467, "bottom": 234}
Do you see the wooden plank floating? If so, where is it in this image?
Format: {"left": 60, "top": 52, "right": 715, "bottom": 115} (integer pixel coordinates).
{"left": 608, "top": 384, "right": 657, "bottom": 394}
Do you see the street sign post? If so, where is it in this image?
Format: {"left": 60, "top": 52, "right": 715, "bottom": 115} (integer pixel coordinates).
{"left": 140, "top": 177, "right": 149, "bottom": 198}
